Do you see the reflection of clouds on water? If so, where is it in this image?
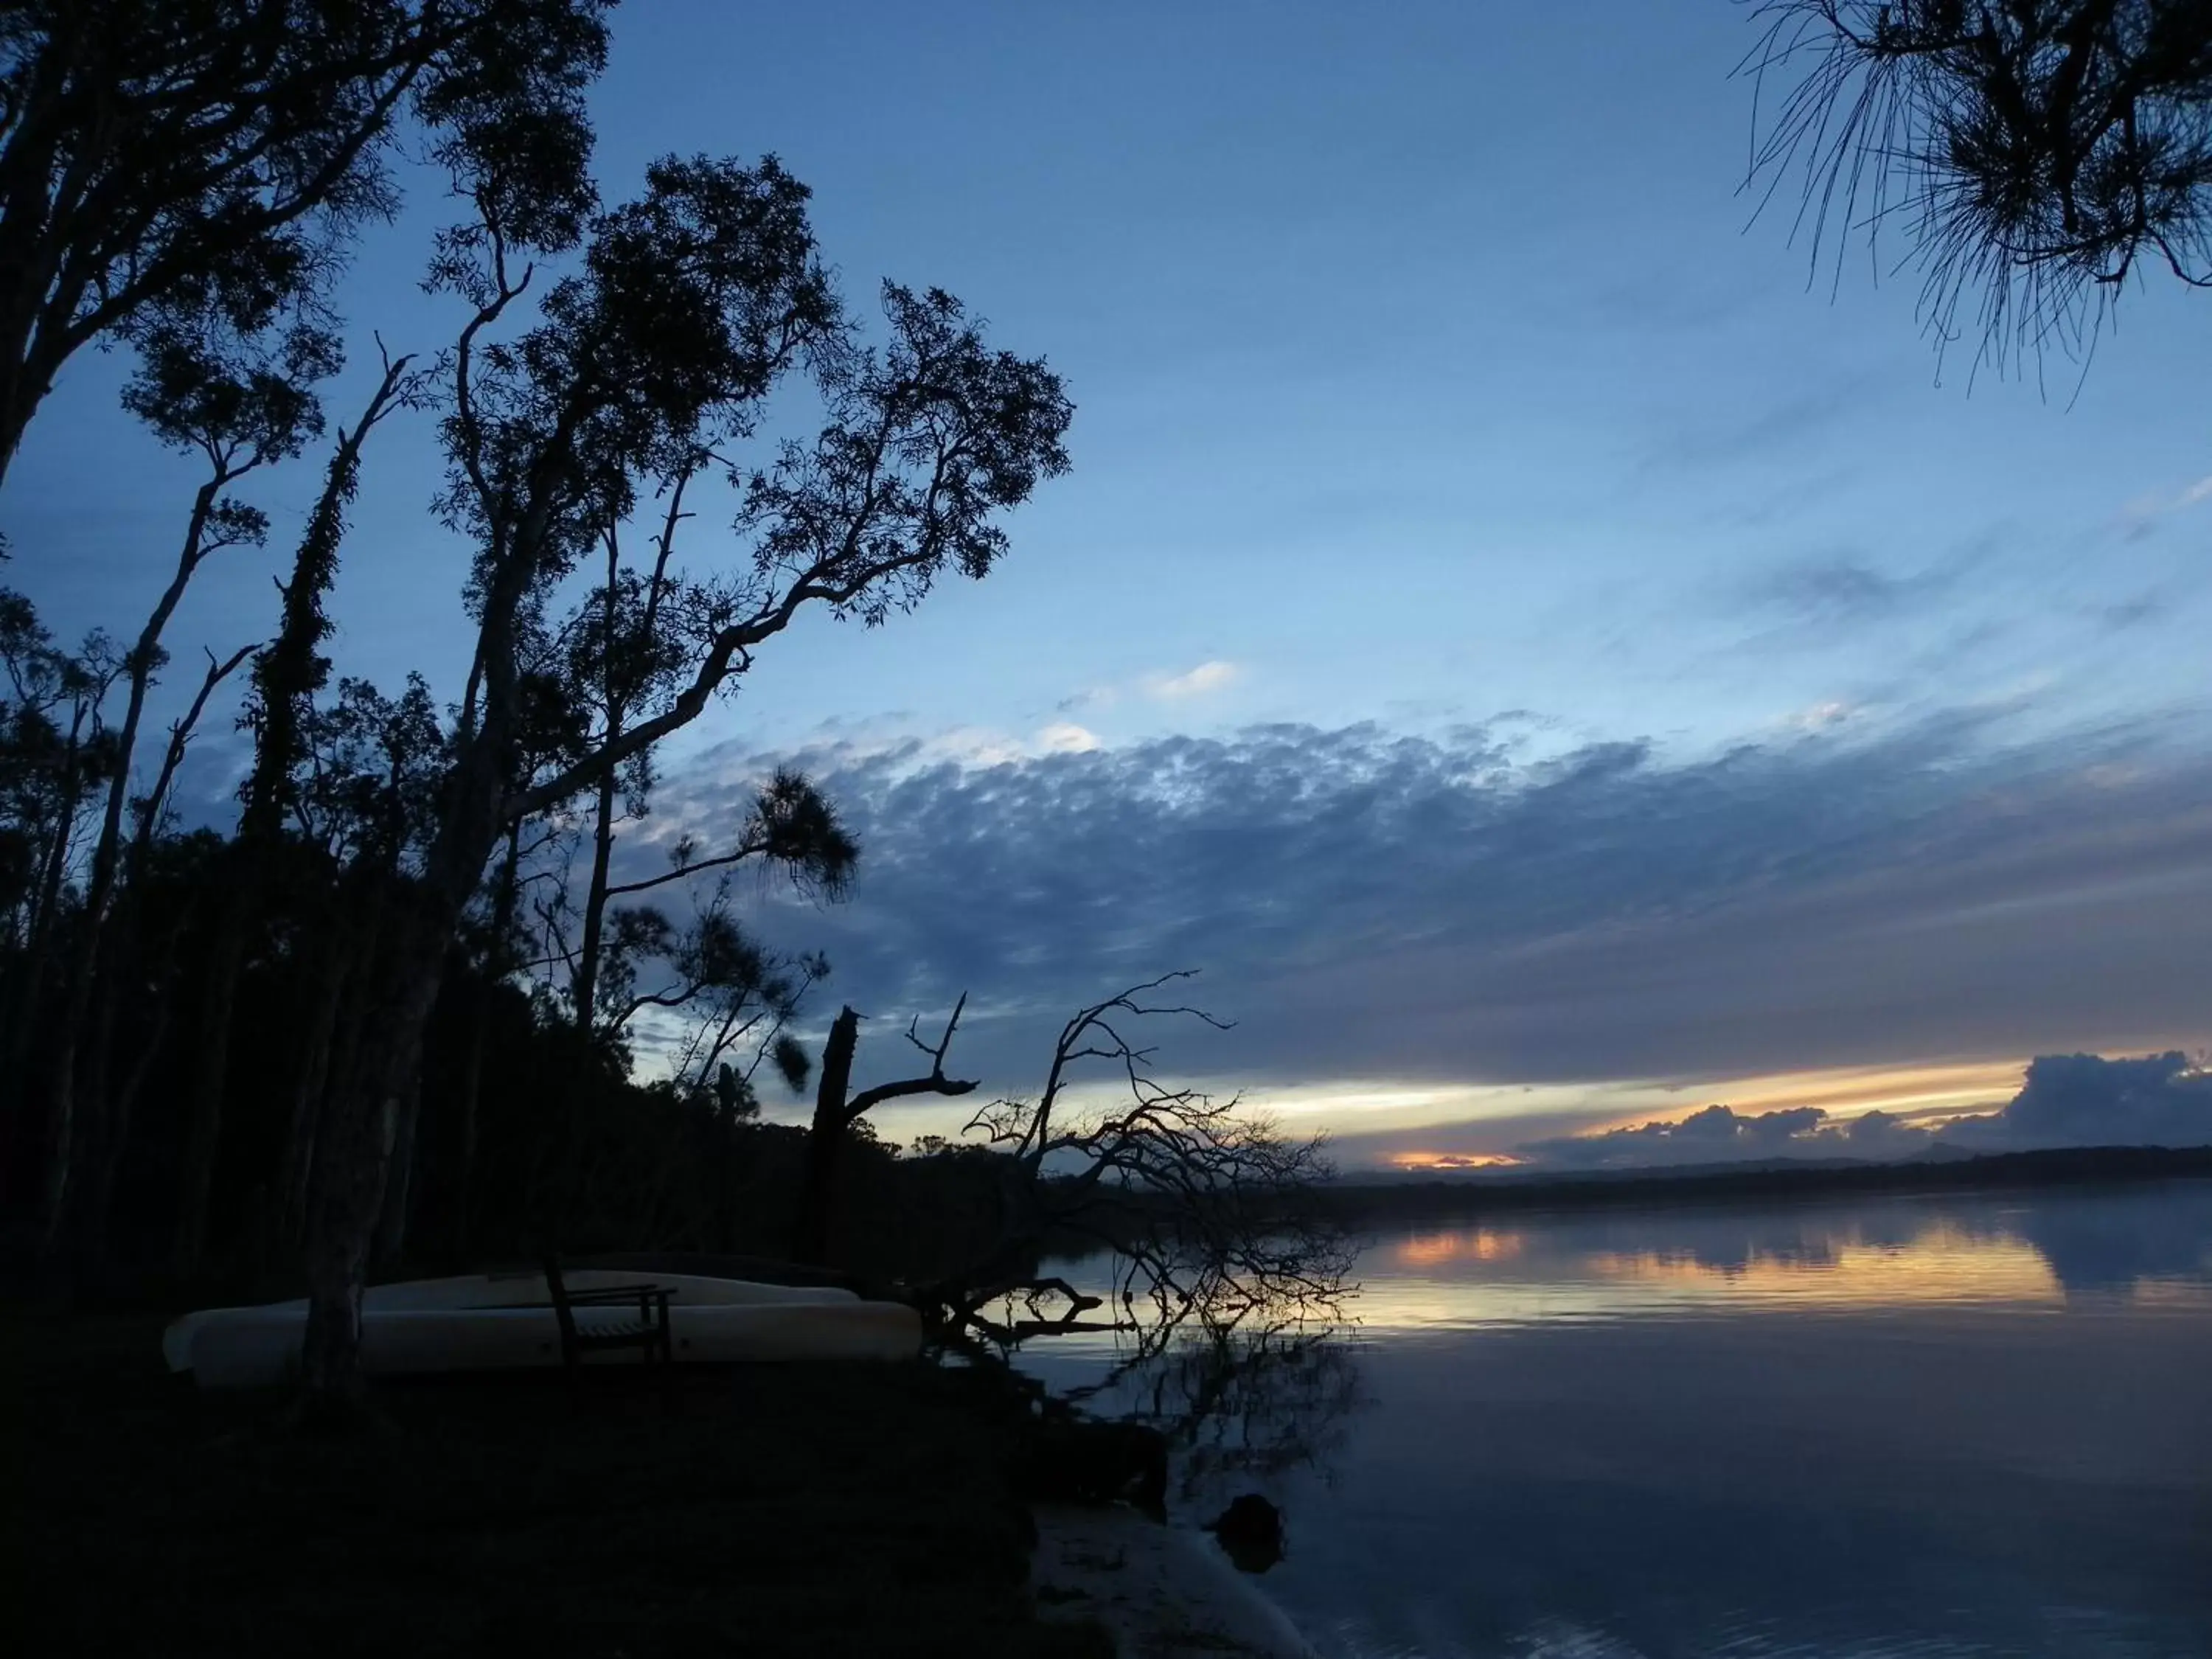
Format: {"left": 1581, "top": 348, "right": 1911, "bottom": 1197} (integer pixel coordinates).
{"left": 1363, "top": 1182, "right": 2212, "bottom": 1326}
{"left": 1033, "top": 1185, "right": 2212, "bottom": 1657}
{"left": 2000, "top": 1188, "right": 2212, "bottom": 1296}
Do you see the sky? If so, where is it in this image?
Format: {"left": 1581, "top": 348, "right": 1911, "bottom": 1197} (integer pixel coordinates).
{"left": 7, "top": 1, "right": 2211, "bottom": 1166}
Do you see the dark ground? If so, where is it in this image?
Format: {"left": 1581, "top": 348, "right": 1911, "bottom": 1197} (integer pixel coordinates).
{"left": 6, "top": 1307, "right": 1113, "bottom": 1658}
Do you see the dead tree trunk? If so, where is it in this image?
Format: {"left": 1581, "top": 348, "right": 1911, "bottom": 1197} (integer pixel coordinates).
{"left": 793, "top": 1008, "right": 860, "bottom": 1265}
{"left": 794, "top": 998, "right": 973, "bottom": 1266}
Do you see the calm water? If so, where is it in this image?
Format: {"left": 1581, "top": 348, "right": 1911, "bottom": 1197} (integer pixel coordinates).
{"left": 1018, "top": 1180, "right": 2212, "bottom": 1658}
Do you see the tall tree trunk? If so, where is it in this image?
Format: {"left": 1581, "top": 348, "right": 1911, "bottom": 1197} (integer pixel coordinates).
{"left": 299, "top": 900, "right": 448, "bottom": 1403}
{"left": 52, "top": 961, "right": 119, "bottom": 1275}
{"left": 794, "top": 1006, "right": 860, "bottom": 1265}
{"left": 571, "top": 760, "right": 616, "bottom": 1029}
{"left": 173, "top": 909, "right": 246, "bottom": 1275}
{"left": 453, "top": 823, "right": 524, "bottom": 1266}
{"left": 299, "top": 698, "right": 511, "bottom": 1399}
{"left": 41, "top": 476, "right": 225, "bottom": 1250}
{"left": 372, "top": 1073, "right": 424, "bottom": 1267}
{"left": 183, "top": 357, "right": 411, "bottom": 1275}
{"left": 38, "top": 939, "right": 97, "bottom": 1252}
{"left": 84, "top": 980, "right": 171, "bottom": 1273}
{"left": 0, "top": 728, "right": 80, "bottom": 1133}
{"left": 279, "top": 927, "right": 358, "bottom": 1252}
{"left": 452, "top": 984, "right": 488, "bottom": 1265}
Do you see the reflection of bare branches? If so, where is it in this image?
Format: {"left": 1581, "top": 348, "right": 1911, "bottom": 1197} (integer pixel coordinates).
{"left": 1058, "top": 1302, "right": 1367, "bottom": 1506}
{"left": 925, "top": 973, "right": 1357, "bottom": 1349}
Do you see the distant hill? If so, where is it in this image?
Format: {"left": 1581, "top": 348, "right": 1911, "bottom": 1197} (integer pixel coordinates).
{"left": 1319, "top": 1144, "right": 2212, "bottom": 1223}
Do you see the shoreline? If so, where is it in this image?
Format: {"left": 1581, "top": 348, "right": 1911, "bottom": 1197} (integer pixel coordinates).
{"left": 15, "top": 1307, "right": 1109, "bottom": 1656}
{"left": 1032, "top": 1503, "right": 1318, "bottom": 1659}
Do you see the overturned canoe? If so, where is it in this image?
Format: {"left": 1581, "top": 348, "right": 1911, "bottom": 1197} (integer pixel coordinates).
{"left": 164, "top": 1272, "right": 919, "bottom": 1389}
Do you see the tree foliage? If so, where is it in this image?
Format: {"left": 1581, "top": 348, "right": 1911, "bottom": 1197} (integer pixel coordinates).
{"left": 1742, "top": 0, "right": 2212, "bottom": 368}
{"left": 0, "top": 0, "right": 612, "bottom": 479}
{"left": 0, "top": 5, "right": 1352, "bottom": 1431}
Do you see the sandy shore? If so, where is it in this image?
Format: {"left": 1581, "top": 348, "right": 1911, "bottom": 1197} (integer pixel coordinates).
{"left": 1031, "top": 1503, "right": 1319, "bottom": 1658}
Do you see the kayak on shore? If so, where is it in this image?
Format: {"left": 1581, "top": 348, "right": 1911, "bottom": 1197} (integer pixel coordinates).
{"left": 164, "top": 1269, "right": 922, "bottom": 1388}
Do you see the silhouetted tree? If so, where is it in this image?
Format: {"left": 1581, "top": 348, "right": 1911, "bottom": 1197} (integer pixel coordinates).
{"left": 293, "top": 148, "right": 1071, "bottom": 1400}
{"left": 798, "top": 974, "right": 1352, "bottom": 1345}
{"left": 172, "top": 346, "right": 425, "bottom": 1276}
{"left": 794, "top": 997, "right": 978, "bottom": 1265}
{"left": 0, "top": 0, "right": 613, "bottom": 483}
{"left": 38, "top": 317, "right": 333, "bottom": 1251}
{"left": 0, "top": 596, "right": 117, "bottom": 1180}
{"left": 1743, "top": 1, "right": 2212, "bottom": 367}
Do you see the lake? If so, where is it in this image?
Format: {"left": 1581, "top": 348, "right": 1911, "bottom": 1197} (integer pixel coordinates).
{"left": 1017, "top": 1178, "right": 2212, "bottom": 1658}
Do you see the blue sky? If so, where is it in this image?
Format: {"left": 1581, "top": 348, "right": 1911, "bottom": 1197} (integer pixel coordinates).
{"left": 7, "top": 1, "right": 2211, "bottom": 1163}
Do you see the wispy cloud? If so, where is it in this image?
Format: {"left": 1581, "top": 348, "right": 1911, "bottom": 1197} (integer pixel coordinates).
{"left": 1635, "top": 385, "right": 1863, "bottom": 476}
{"left": 1741, "top": 552, "right": 1961, "bottom": 628}
{"left": 2119, "top": 470, "right": 2212, "bottom": 538}
{"left": 1058, "top": 659, "right": 1244, "bottom": 713}
{"left": 1142, "top": 659, "right": 1241, "bottom": 700}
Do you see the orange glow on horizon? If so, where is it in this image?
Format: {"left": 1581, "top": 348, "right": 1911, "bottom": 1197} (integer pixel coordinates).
{"left": 1390, "top": 1151, "right": 1522, "bottom": 1171}
{"left": 1498, "top": 1057, "right": 2043, "bottom": 1152}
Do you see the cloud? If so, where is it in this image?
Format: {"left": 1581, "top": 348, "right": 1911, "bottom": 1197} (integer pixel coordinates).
{"left": 1037, "top": 720, "right": 1101, "bottom": 754}
{"left": 1940, "top": 1051, "right": 2212, "bottom": 1154}
{"left": 1784, "top": 698, "right": 1860, "bottom": 732}
{"left": 1514, "top": 1103, "right": 1836, "bottom": 1170}
{"left": 1055, "top": 661, "right": 1242, "bottom": 715}
{"left": 1742, "top": 553, "right": 1957, "bottom": 627}
{"left": 644, "top": 705, "right": 2212, "bottom": 1122}
{"left": 1636, "top": 386, "right": 1860, "bottom": 475}
{"left": 2119, "top": 471, "right": 2212, "bottom": 538}
{"left": 1143, "top": 660, "right": 1240, "bottom": 700}
{"left": 1508, "top": 1052, "right": 2212, "bottom": 1170}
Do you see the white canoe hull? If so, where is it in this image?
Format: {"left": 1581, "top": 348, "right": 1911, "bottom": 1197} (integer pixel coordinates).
{"left": 165, "top": 1273, "right": 917, "bottom": 1388}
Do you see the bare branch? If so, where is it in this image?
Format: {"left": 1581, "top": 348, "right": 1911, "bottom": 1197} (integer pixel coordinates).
{"left": 132, "top": 640, "right": 256, "bottom": 860}
{"left": 846, "top": 992, "right": 975, "bottom": 1119}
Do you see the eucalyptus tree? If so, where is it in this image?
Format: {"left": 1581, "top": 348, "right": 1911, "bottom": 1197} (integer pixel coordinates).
{"left": 0, "top": 593, "right": 107, "bottom": 955}
{"left": 1742, "top": 0, "right": 2212, "bottom": 369}
{"left": 534, "top": 486, "right": 858, "bottom": 1053}
{"left": 296, "top": 150, "right": 1073, "bottom": 1400}
{"left": 0, "top": 595, "right": 116, "bottom": 1145}
{"left": 0, "top": 0, "right": 613, "bottom": 484}
{"left": 171, "top": 347, "right": 428, "bottom": 1276}
{"left": 38, "top": 317, "right": 334, "bottom": 1249}
{"left": 534, "top": 753, "right": 855, "bottom": 1052}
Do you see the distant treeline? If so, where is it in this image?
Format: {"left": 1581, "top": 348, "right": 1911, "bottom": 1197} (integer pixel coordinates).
{"left": 1316, "top": 1145, "right": 2212, "bottom": 1225}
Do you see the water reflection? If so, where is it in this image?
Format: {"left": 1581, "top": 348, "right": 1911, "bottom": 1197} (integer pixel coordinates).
{"left": 1056, "top": 1320, "right": 1367, "bottom": 1514}
{"left": 1026, "top": 1179, "right": 2212, "bottom": 1658}
{"left": 1361, "top": 1183, "right": 2212, "bottom": 1328}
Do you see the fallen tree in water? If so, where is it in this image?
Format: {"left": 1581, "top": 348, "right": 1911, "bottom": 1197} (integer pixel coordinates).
{"left": 877, "top": 973, "right": 1355, "bottom": 1353}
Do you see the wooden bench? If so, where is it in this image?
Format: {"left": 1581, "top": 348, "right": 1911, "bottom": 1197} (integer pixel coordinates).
{"left": 546, "top": 1256, "right": 675, "bottom": 1374}
{"left": 491, "top": 1257, "right": 675, "bottom": 1393}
